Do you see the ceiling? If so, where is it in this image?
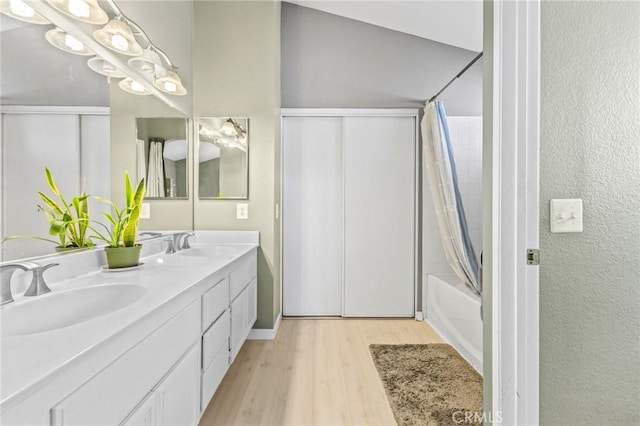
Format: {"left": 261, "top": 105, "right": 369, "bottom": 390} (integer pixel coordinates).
{"left": 284, "top": 0, "right": 483, "bottom": 52}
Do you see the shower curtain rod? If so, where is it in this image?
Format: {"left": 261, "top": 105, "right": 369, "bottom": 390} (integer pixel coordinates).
{"left": 428, "top": 52, "right": 483, "bottom": 104}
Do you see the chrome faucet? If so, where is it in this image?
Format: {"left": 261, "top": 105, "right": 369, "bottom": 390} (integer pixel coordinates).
{"left": 164, "top": 237, "right": 177, "bottom": 254}
{"left": 179, "top": 232, "right": 195, "bottom": 250}
{"left": 173, "top": 232, "right": 195, "bottom": 251}
{"left": 24, "top": 263, "right": 58, "bottom": 297}
{"left": 1, "top": 261, "right": 57, "bottom": 306}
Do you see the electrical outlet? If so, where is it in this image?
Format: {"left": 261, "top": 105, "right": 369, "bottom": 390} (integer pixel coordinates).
{"left": 237, "top": 203, "right": 248, "bottom": 220}
{"left": 140, "top": 203, "right": 151, "bottom": 219}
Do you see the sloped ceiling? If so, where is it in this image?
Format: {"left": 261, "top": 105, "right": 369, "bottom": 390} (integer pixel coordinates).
{"left": 284, "top": 0, "right": 483, "bottom": 52}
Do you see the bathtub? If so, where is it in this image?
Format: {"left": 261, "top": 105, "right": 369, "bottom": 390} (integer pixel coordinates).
{"left": 424, "top": 274, "right": 483, "bottom": 373}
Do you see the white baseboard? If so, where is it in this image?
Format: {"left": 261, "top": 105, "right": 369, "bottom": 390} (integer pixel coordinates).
{"left": 248, "top": 312, "right": 282, "bottom": 340}
{"left": 415, "top": 311, "right": 423, "bottom": 321}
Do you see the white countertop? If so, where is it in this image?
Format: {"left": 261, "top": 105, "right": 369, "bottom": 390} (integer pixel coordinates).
{"left": 0, "top": 231, "right": 258, "bottom": 412}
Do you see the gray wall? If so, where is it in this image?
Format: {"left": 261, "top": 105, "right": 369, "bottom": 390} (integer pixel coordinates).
{"left": 193, "top": 1, "right": 281, "bottom": 330}
{"left": 540, "top": 2, "right": 640, "bottom": 424}
{"left": 281, "top": 3, "right": 482, "bottom": 115}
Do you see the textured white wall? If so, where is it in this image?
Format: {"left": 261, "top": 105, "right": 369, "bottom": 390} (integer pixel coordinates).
{"left": 540, "top": 2, "right": 640, "bottom": 424}
{"left": 423, "top": 116, "right": 482, "bottom": 277}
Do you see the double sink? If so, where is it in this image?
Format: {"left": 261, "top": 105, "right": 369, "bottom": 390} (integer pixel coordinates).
{"left": 1, "top": 243, "right": 246, "bottom": 338}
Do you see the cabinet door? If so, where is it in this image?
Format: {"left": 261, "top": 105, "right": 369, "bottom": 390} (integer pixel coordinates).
{"left": 156, "top": 345, "right": 200, "bottom": 426}
{"left": 230, "top": 286, "right": 249, "bottom": 362}
{"left": 282, "top": 116, "right": 343, "bottom": 316}
{"left": 343, "top": 116, "right": 416, "bottom": 317}
{"left": 120, "top": 394, "right": 156, "bottom": 426}
{"left": 248, "top": 278, "right": 257, "bottom": 327}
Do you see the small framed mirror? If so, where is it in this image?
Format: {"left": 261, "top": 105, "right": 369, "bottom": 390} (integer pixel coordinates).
{"left": 136, "top": 117, "right": 189, "bottom": 199}
{"left": 197, "top": 117, "right": 249, "bottom": 199}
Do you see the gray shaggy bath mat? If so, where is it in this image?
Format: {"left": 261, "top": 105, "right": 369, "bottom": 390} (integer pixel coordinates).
{"left": 369, "top": 344, "right": 483, "bottom": 426}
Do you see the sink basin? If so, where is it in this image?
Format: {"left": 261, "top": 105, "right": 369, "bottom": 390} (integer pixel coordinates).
{"left": 1, "top": 284, "right": 147, "bottom": 337}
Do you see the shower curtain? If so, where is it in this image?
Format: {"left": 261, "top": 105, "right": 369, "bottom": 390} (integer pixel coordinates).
{"left": 146, "top": 140, "right": 165, "bottom": 197}
{"left": 422, "top": 101, "right": 481, "bottom": 296}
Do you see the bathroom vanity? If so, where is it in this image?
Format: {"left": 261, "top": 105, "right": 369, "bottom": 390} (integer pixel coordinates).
{"left": 0, "top": 231, "right": 258, "bottom": 426}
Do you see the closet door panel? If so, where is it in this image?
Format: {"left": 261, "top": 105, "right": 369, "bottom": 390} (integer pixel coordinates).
{"left": 343, "top": 116, "right": 415, "bottom": 317}
{"left": 283, "top": 117, "right": 343, "bottom": 316}
{"left": 81, "top": 115, "right": 111, "bottom": 231}
{"left": 2, "top": 114, "right": 80, "bottom": 259}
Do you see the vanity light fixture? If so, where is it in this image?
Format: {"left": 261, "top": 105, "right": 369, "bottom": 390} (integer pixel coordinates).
{"left": 45, "top": 27, "right": 95, "bottom": 56}
{"left": 46, "top": 0, "right": 108, "bottom": 25}
{"left": 219, "top": 119, "right": 238, "bottom": 137}
{"left": 119, "top": 76, "right": 151, "bottom": 95}
{"left": 87, "top": 56, "right": 126, "bottom": 79}
{"left": 0, "top": 0, "right": 50, "bottom": 24}
{"left": 93, "top": 17, "right": 142, "bottom": 56}
{"left": 129, "top": 47, "right": 167, "bottom": 78}
{"left": 153, "top": 68, "right": 187, "bottom": 96}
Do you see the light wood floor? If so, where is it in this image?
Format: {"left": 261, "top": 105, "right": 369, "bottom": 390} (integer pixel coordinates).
{"left": 199, "top": 318, "right": 443, "bottom": 426}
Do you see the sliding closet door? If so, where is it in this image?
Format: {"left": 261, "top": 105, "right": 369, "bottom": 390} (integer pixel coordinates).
{"left": 283, "top": 117, "right": 343, "bottom": 316}
{"left": 343, "top": 116, "right": 415, "bottom": 317}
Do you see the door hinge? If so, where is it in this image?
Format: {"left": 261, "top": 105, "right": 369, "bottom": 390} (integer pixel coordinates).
{"left": 527, "top": 249, "right": 540, "bottom": 265}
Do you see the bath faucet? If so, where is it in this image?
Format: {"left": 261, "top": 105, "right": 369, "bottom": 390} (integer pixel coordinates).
{"left": 179, "top": 232, "right": 195, "bottom": 250}
{"left": 164, "top": 237, "right": 177, "bottom": 254}
{"left": 173, "top": 232, "right": 195, "bottom": 251}
{"left": 24, "top": 263, "right": 59, "bottom": 297}
{"left": 0, "top": 261, "right": 53, "bottom": 306}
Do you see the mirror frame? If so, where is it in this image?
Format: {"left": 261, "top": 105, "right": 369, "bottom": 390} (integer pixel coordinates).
{"left": 196, "top": 117, "right": 249, "bottom": 200}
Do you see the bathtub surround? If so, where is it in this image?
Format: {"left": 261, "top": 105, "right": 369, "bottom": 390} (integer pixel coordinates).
{"left": 424, "top": 274, "right": 482, "bottom": 373}
{"left": 540, "top": 1, "right": 640, "bottom": 424}
{"left": 369, "top": 343, "right": 482, "bottom": 426}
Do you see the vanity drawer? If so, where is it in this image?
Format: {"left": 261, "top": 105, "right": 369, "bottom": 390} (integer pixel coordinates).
{"left": 229, "top": 251, "right": 257, "bottom": 301}
{"left": 202, "top": 310, "right": 230, "bottom": 371}
{"left": 200, "top": 345, "right": 229, "bottom": 412}
{"left": 201, "top": 277, "right": 229, "bottom": 331}
{"left": 51, "top": 300, "right": 201, "bottom": 426}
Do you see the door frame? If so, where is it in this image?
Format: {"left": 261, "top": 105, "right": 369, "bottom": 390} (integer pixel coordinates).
{"left": 484, "top": 0, "right": 540, "bottom": 424}
{"left": 279, "top": 108, "right": 420, "bottom": 318}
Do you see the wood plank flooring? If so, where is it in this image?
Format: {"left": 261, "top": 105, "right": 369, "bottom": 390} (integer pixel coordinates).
{"left": 199, "top": 318, "right": 443, "bottom": 426}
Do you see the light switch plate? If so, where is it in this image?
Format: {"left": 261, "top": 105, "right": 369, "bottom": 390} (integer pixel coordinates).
{"left": 550, "top": 199, "right": 583, "bottom": 233}
{"left": 140, "top": 203, "right": 151, "bottom": 219}
{"left": 237, "top": 203, "right": 248, "bottom": 220}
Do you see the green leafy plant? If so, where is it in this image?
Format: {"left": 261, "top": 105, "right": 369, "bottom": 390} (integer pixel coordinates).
{"left": 2, "top": 168, "right": 93, "bottom": 249}
{"left": 91, "top": 172, "right": 145, "bottom": 248}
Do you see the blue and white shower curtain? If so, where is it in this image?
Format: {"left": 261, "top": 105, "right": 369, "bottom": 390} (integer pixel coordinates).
{"left": 422, "top": 101, "right": 481, "bottom": 296}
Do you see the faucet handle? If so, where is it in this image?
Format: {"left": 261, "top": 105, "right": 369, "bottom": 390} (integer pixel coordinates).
{"left": 24, "top": 263, "right": 58, "bottom": 297}
{"left": 181, "top": 232, "right": 195, "bottom": 250}
{"left": 164, "top": 237, "right": 177, "bottom": 254}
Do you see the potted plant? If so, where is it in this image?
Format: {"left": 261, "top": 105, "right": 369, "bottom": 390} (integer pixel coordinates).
{"left": 91, "top": 172, "right": 146, "bottom": 269}
{"left": 2, "top": 168, "right": 93, "bottom": 252}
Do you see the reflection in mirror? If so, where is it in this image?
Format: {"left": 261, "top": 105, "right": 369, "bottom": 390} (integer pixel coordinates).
{"left": 197, "top": 117, "right": 248, "bottom": 199}
{"left": 136, "top": 117, "right": 189, "bottom": 199}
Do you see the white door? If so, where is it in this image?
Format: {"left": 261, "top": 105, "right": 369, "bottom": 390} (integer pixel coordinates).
{"left": 343, "top": 116, "right": 416, "bottom": 317}
{"left": 155, "top": 345, "right": 199, "bottom": 426}
{"left": 1, "top": 113, "right": 80, "bottom": 259}
{"left": 282, "top": 116, "right": 343, "bottom": 316}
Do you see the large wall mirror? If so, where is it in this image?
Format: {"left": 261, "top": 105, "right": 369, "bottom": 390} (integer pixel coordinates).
{"left": 136, "top": 117, "right": 189, "bottom": 199}
{"left": 0, "top": 1, "right": 192, "bottom": 262}
{"left": 197, "top": 117, "right": 249, "bottom": 199}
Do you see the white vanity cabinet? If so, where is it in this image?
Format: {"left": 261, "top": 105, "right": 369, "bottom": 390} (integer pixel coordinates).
{"left": 200, "top": 249, "right": 257, "bottom": 412}
{"left": 121, "top": 344, "right": 200, "bottom": 426}
{"left": 1, "top": 245, "right": 258, "bottom": 426}
{"left": 50, "top": 300, "right": 201, "bottom": 426}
